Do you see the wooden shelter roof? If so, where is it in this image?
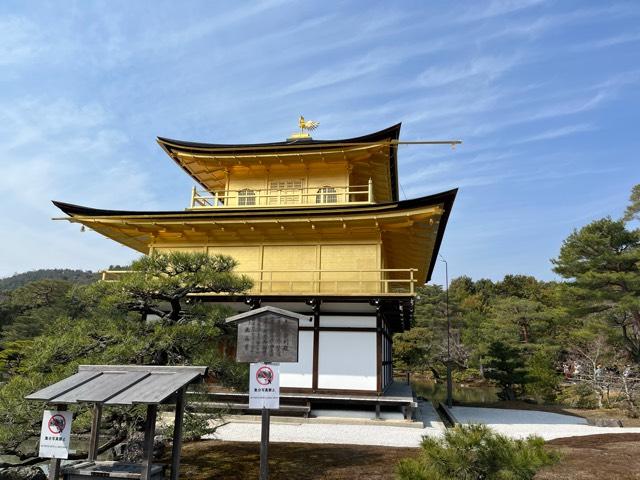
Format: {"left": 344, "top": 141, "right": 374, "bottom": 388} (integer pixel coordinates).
{"left": 157, "top": 124, "right": 402, "bottom": 202}
{"left": 25, "top": 365, "right": 207, "bottom": 405}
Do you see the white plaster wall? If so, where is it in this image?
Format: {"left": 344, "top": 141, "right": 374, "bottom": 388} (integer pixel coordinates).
{"left": 280, "top": 330, "right": 314, "bottom": 388}
{"left": 317, "top": 331, "right": 377, "bottom": 390}
{"left": 319, "top": 316, "right": 376, "bottom": 328}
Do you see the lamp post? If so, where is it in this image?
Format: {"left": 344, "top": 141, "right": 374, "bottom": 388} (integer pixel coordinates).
{"left": 439, "top": 255, "right": 453, "bottom": 408}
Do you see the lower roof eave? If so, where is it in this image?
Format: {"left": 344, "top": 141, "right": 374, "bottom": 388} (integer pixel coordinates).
{"left": 52, "top": 188, "right": 457, "bottom": 220}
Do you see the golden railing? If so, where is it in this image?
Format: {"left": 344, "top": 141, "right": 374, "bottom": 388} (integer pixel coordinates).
{"left": 188, "top": 179, "right": 374, "bottom": 209}
{"left": 101, "top": 268, "right": 417, "bottom": 295}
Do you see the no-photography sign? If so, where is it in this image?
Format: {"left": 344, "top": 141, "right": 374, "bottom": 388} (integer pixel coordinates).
{"left": 249, "top": 363, "right": 280, "bottom": 409}
{"left": 39, "top": 410, "right": 73, "bottom": 459}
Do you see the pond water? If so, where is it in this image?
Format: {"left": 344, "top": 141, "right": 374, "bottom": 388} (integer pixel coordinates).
{"left": 412, "top": 379, "right": 499, "bottom": 404}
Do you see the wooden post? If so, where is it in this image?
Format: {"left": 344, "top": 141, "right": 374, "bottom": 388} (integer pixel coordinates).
{"left": 260, "top": 407, "right": 270, "bottom": 480}
{"left": 48, "top": 404, "right": 65, "bottom": 480}
{"left": 88, "top": 403, "right": 103, "bottom": 461}
{"left": 312, "top": 302, "right": 320, "bottom": 392}
{"left": 48, "top": 456, "right": 61, "bottom": 480}
{"left": 367, "top": 177, "right": 373, "bottom": 203}
{"left": 141, "top": 404, "right": 158, "bottom": 480}
{"left": 170, "top": 388, "right": 186, "bottom": 480}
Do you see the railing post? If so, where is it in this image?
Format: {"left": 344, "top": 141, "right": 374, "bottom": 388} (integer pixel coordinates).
{"left": 213, "top": 191, "right": 218, "bottom": 207}
{"left": 190, "top": 186, "right": 196, "bottom": 208}
{"left": 368, "top": 178, "right": 373, "bottom": 203}
{"left": 410, "top": 269, "right": 415, "bottom": 294}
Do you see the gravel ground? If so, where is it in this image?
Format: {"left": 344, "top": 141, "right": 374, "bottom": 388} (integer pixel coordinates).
{"left": 451, "top": 406, "right": 640, "bottom": 440}
{"left": 208, "top": 404, "right": 640, "bottom": 447}
{"left": 207, "top": 401, "right": 444, "bottom": 447}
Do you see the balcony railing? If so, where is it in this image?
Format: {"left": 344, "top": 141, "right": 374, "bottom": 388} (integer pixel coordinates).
{"left": 101, "top": 268, "right": 417, "bottom": 295}
{"left": 188, "top": 179, "right": 374, "bottom": 209}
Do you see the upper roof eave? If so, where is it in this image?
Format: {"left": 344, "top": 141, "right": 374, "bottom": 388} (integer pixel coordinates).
{"left": 156, "top": 123, "right": 402, "bottom": 153}
{"left": 157, "top": 124, "right": 402, "bottom": 201}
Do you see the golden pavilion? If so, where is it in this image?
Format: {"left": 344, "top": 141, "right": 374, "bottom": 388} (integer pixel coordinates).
{"left": 53, "top": 121, "right": 457, "bottom": 397}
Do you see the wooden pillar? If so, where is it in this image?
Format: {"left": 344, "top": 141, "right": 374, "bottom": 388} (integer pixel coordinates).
{"left": 141, "top": 404, "right": 158, "bottom": 480}
{"left": 170, "top": 388, "right": 186, "bottom": 480}
{"left": 311, "top": 301, "right": 320, "bottom": 392}
{"left": 376, "top": 309, "right": 383, "bottom": 393}
{"left": 88, "top": 403, "right": 103, "bottom": 461}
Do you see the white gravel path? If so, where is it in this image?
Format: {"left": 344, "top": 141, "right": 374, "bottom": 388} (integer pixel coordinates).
{"left": 205, "top": 404, "right": 640, "bottom": 447}
{"left": 209, "top": 422, "right": 432, "bottom": 447}
{"left": 206, "top": 401, "right": 444, "bottom": 448}
{"left": 451, "top": 406, "right": 640, "bottom": 440}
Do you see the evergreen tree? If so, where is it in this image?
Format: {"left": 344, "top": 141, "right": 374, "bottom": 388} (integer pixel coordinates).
{"left": 623, "top": 184, "right": 640, "bottom": 222}
{"left": 552, "top": 217, "right": 640, "bottom": 361}
{"left": 484, "top": 340, "right": 529, "bottom": 401}
{"left": 0, "top": 252, "right": 253, "bottom": 457}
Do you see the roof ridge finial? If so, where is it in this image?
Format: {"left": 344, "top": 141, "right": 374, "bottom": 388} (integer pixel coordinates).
{"left": 288, "top": 115, "right": 319, "bottom": 140}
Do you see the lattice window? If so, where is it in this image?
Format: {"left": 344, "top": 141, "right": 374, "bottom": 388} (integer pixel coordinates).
{"left": 238, "top": 188, "right": 256, "bottom": 206}
{"left": 268, "top": 179, "right": 304, "bottom": 204}
{"left": 269, "top": 179, "right": 303, "bottom": 190}
{"left": 316, "top": 186, "right": 337, "bottom": 204}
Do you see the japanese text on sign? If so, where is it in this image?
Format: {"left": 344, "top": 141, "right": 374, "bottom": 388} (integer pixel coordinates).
{"left": 39, "top": 410, "right": 73, "bottom": 459}
{"left": 236, "top": 314, "right": 299, "bottom": 363}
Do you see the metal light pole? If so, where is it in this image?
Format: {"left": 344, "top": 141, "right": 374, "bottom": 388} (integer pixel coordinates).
{"left": 439, "top": 255, "right": 453, "bottom": 408}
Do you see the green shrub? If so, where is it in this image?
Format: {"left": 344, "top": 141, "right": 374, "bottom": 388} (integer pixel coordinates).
{"left": 526, "top": 349, "right": 561, "bottom": 403}
{"left": 556, "top": 383, "right": 598, "bottom": 409}
{"left": 182, "top": 410, "right": 217, "bottom": 441}
{"left": 453, "top": 368, "right": 482, "bottom": 384}
{"left": 396, "top": 424, "right": 559, "bottom": 480}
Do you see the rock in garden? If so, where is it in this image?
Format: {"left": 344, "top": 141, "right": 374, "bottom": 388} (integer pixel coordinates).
{"left": 0, "top": 466, "right": 47, "bottom": 480}
{"left": 588, "top": 418, "right": 624, "bottom": 427}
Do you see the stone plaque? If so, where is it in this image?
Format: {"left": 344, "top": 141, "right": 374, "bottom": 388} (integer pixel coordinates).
{"left": 234, "top": 311, "right": 300, "bottom": 363}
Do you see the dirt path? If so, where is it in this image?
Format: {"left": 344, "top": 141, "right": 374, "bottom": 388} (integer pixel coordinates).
{"left": 172, "top": 440, "right": 418, "bottom": 480}
{"left": 537, "top": 433, "right": 640, "bottom": 479}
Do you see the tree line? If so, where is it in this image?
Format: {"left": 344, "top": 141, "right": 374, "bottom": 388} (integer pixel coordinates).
{"left": 0, "top": 185, "right": 637, "bottom": 462}
{"left": 0, "top": 269, "right": 98, "bottom": 293}
{"left": 0, "top": 252, "right": 252, "bottom": 461}
{"left": 395, "top": 184, "right": 640, "bottom": 411}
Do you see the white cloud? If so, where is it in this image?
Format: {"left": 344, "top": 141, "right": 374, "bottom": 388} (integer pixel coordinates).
{"left": 458, "top": 0, "right": 548, "bottom": 22}
{"left": 572, "top": 31, "right": 640, "bottom": 50}
{"left": 486, "top": 4, "right": 640, "bottom": 41}
{"left": 512, "top": 123, "right": 597, "bottom": 144}
{"left": 0, "top": 15, "right": 43, "bottom": 66}
{"left": 417, "top": 54, "right": 523, "bottom": 88}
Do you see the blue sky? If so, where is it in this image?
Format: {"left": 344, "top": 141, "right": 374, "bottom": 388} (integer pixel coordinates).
{"left": 1, "top": 0, "right": 638, "bottom": 286}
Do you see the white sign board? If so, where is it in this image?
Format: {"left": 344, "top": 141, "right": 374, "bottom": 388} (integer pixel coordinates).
{"left": 39, "top": 410, "right": 73, "bottom": 459}
{"left": 249, "top": 363, "right": 280, "bottom": 410}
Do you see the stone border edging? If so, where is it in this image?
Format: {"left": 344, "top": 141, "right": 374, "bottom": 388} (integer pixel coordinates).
{"left": 437, "top": 402, "right": 459, "bottom": 427}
